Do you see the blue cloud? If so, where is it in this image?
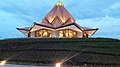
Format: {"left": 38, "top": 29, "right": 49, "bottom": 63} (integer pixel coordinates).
{"left": 0, "top": 10, "right": 30, "bottom": 38}
{"left": 77, "top": 15, "right": 120, "bottom": 39}
{"left": 67, "top": 0, "right": 120, "bottom": 19}
{"left": 0, "top": 0, "right": 120, "bottom": 39}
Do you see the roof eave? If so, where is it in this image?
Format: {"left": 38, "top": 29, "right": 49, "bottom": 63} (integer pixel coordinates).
{"left": 16, "top": 28, "right": 29, "bottom": 35}
{"left": 16, "top": 28, "right": 29, "bottom": 31}
{"left": 91, "top": 28, "right": 99, "bottom": 36}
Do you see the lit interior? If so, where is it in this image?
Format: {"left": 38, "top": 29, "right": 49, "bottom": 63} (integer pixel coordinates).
{"left": 35, "top": 29, "right": 51, "bottom": 37}
{"left": 83, "top": 33, "right": 88, "bottom": 38}
{"left": 59, "top": 29, "right": 77, "bottom": 38}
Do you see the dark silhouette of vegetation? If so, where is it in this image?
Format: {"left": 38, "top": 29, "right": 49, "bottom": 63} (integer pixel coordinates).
{"left": 0, "top": 38, "right": 120, "bottom": 66}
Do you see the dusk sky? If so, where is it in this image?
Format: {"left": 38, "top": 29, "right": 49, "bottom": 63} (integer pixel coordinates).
{"left": 0, "top": 0, "right": 120, "bottom": 39}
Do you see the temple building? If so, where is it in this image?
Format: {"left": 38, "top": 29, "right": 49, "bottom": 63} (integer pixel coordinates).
{"left": 17, "top": 1, "right": 98, "bottom": 38}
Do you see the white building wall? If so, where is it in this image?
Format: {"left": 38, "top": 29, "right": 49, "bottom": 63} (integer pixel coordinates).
{"left": 51, "top": 31, "right": 55, "bottom": 37}
{"left": 55, "top": 31, "right": 59, "bottom": 38}
{"left": 77, "top": 32, "right": 83, "bottom": 38}
{"left": 30, "top": 32, "right": 35, "bottom": 37}
{"left": 51, "top": 30, "right": 59, "bottom": 38}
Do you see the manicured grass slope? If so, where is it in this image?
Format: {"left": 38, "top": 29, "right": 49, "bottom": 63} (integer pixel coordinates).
{"left": 0, "top": 38, "right": 120, "bottom": 66}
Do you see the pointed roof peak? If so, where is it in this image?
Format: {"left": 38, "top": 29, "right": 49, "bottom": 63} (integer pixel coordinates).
{"left": 56, "top": 1, "right": 64, "bottom": 6}
{"left": 42, "top": 1, "right": 75, "bottom": 27}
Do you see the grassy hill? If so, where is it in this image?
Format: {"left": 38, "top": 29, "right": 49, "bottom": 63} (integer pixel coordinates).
{"left": 0, "top": 38, "right": 120, "bottom": 66}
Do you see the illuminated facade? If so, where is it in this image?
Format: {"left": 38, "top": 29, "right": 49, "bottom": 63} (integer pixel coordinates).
{"left": 17, "top": 1, "right": 98, "bottom": 38}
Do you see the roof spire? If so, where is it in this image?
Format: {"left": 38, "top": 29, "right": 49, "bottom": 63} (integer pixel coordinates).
{"left": 56, "top": 1, "right": 64, "bottom": 6}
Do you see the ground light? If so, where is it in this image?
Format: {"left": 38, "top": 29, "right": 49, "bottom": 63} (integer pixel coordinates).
{"left": 54, "top": 48, "right": 89, "bottom": 67}
{"left": 55, "top": 62, "right": 61, "bottom": 67}
{"left": 0, "top": 60, "right": 6, "bottom": 65}
{"left": 55, "top": 53, "right": 80, "bottom": 67}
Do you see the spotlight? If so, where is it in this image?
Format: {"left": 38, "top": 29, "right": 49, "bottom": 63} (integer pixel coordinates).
{"left": 0, "top": 60, "right": 6, "bottom": 65}
{"left": 55, "top": 62, "right": 61, "bottom": 67}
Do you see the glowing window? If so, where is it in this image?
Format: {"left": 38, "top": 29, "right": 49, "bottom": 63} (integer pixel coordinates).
{"left": 35, "top": 29, "right": 51, "bottom": 37}
{"left": 59, "top": 29, "right": 77, "bottom": 38}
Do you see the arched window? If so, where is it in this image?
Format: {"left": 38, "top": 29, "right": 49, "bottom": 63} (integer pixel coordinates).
{"left": 59, "top": 29, "right": 77, "bottom": 38}
{"left": 35, "top": 29, "right": 51, "bottom": 37}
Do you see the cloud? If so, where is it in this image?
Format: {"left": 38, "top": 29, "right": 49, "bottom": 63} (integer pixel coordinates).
{"left": 108, "top": 2, "right": 120, "bottom": 9}
{"left": 0, "top": 0, "right": 120, "bottom": 39}
{"left": 0, "top": 0, "right": 120, "bottom": 20}
{"left": 65, "top": 0, "right": 120, "bottom": 19}
{"left": 0, "top": 0, "right": 54, "bottom": 22}
{"left": 103, "top": 2, "right": 120, "bottom": 17}
{"left": 76, "top": 15, "right": 120, "bottom": 39}
{"left": 0, "top": 10, "right": 30, "bottom": 38}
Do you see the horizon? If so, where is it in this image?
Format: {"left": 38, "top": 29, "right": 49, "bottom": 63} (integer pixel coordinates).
{"left": 0, "top": 0, "right": 120, "bottom": 39}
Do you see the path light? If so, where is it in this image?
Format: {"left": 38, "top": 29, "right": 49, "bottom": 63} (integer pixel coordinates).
{"left": 55, "top": 62, "right": 61, "bottom": 67}
{"left": 0, "top": 60, "right": 6, "bottom": 65}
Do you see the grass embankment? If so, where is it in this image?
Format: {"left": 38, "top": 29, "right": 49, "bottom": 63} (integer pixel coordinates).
{"left": 0, "top": 38, "right": 120, "bottom": 66}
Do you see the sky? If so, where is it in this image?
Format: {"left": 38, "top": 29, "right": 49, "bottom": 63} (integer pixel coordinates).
{"left": 0, "top": 0, "right": 120, "bottom": 39}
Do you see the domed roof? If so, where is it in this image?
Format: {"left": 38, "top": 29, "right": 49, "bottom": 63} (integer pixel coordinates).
{"left": 56, "top": 1, "right": 64, "bottom": 6}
